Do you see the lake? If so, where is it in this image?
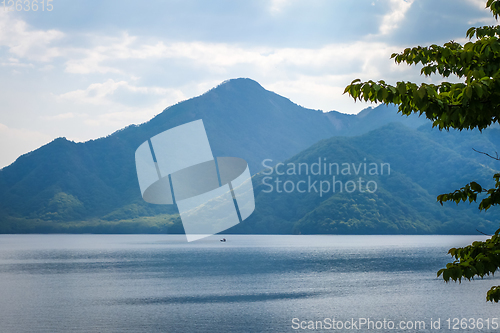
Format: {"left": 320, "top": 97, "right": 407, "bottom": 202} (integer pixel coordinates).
{"left": 0, "top": 234, "right": 498, "bottom": 332}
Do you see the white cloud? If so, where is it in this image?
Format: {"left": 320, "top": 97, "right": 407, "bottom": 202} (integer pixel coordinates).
{"left": 467, "top": 15, "right": 498, "bottom": 26}
{"left": 57, "top": 79, "right": 185, "bottom": 106}
{"left": 43, "top": 112, "right": 79, "bottom": 120}
{"left": 0, "top": 1, "right": 489, "bottom": 164}
{"left": 266, "top": 76, "right": 371, "bottom": 112}
{"left": 378, "top": 0, "right": 415, "bottom": 35}
{"left": 0, "top": 57, "right": 34, "bottom": 68}
{"left": 64, "top": 37, "right": 262, "bottom": 75}
{"left": 58, "top": 79, "right": 129, "bottom": 105}
{"left": 52, "top": 79, "right": 187, "bottom": 131}
{"left": 464, "top": 0, "right": 489, "bottom": 10}
{"left": 0, "top": 123, "right": 52, "bottom": 169}
{"left": 269, "top": 0, "right": 292, "bottom": 14}
{"left": 53, "top": 37, "right": 418, "bottom": 114}
{"left": 58, "top": 32, "right": 403, "bottom": 81}
{"left": 54, "top": 36, "right": 431, "bottom": 114}
{"left": 0, "top": 11, "right": 64, "bottom": 62}
{"left": 64, "top": 33, "right": 143, "bottom": 74}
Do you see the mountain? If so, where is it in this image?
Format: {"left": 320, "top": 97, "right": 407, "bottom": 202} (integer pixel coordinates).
{"left": 0, "top": 77, "right": 484, "bottom": 234}
{"left": 325, "top": 103, "right": 427, "bottom": 135}
{"left": 231, "top": 123, "right": 500, "bottom": 235}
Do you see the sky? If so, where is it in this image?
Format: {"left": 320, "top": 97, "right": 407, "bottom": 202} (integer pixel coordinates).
{"left": 0, "top": 0, "right": 497, "bottom": 168}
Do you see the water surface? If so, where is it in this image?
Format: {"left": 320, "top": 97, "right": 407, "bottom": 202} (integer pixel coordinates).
{"left": 0, "top": 235, "right": 498, "bottom": 332}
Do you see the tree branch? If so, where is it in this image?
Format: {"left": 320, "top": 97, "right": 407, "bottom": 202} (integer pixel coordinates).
{"left": 476, "top": 228, "right": 493, "bottom": 236}
{"left": 472, "top": 148, "right": 500, "bottom": 160}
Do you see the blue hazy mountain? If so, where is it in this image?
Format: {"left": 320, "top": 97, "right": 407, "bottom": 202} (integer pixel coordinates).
{"left": 2, "top": 78, "right": 493, "bottom": 234}
{"left": 233, "top": 123, "right": 500, "bottom": 235}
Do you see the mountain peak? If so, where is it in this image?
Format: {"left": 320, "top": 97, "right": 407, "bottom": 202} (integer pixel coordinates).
{"left": 218, "top": 77, "right": 262, "bottom": 87}
{"left": 212, "top": 78, "right": 266, "bottom": 94}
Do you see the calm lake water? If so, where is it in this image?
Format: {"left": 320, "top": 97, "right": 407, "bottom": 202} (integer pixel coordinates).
{"left": 0, "top": 235, "right": 498, "bottom": 332}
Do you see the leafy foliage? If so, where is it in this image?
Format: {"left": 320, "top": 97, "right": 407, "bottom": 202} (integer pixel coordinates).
{"left": 346, "top": 2, "right": 500, "bottom": 130}
{"left": 437, "top": 175, "right": 500, "bottom": 211}
{"left": 437, "top": 231, "right": 500, "bottom": 302}
{"left": 344, "top": 0, "right": 500, "bottom": 302}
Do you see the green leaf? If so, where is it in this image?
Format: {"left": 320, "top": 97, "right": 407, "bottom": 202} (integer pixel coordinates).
{"left": 470, "top": 181, "right": 483, "bottom": 192}
{"left": 418, "top": 86, "right": 426, "bottom": 99}
{"left": 465, "top": 86, "right": 473, "bottom": 99}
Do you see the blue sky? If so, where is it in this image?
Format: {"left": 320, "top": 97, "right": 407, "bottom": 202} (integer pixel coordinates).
{"left": 0, "top": 0, "right": 496, "bottom": 168}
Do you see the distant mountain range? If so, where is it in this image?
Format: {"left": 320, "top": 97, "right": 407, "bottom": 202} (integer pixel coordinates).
{"left": 0, "top": 78, "right": 498, "bottom": 234}
{"left": 233, "top": 123, "right": 500, "bottom": 235}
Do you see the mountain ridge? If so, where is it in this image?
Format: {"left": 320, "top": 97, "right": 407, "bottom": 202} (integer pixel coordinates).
{"left": 231, "top": 122, "right": 500, "bottom": 235}
{"left": 4, "top": 78, "right": 488, "bottom": 235}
